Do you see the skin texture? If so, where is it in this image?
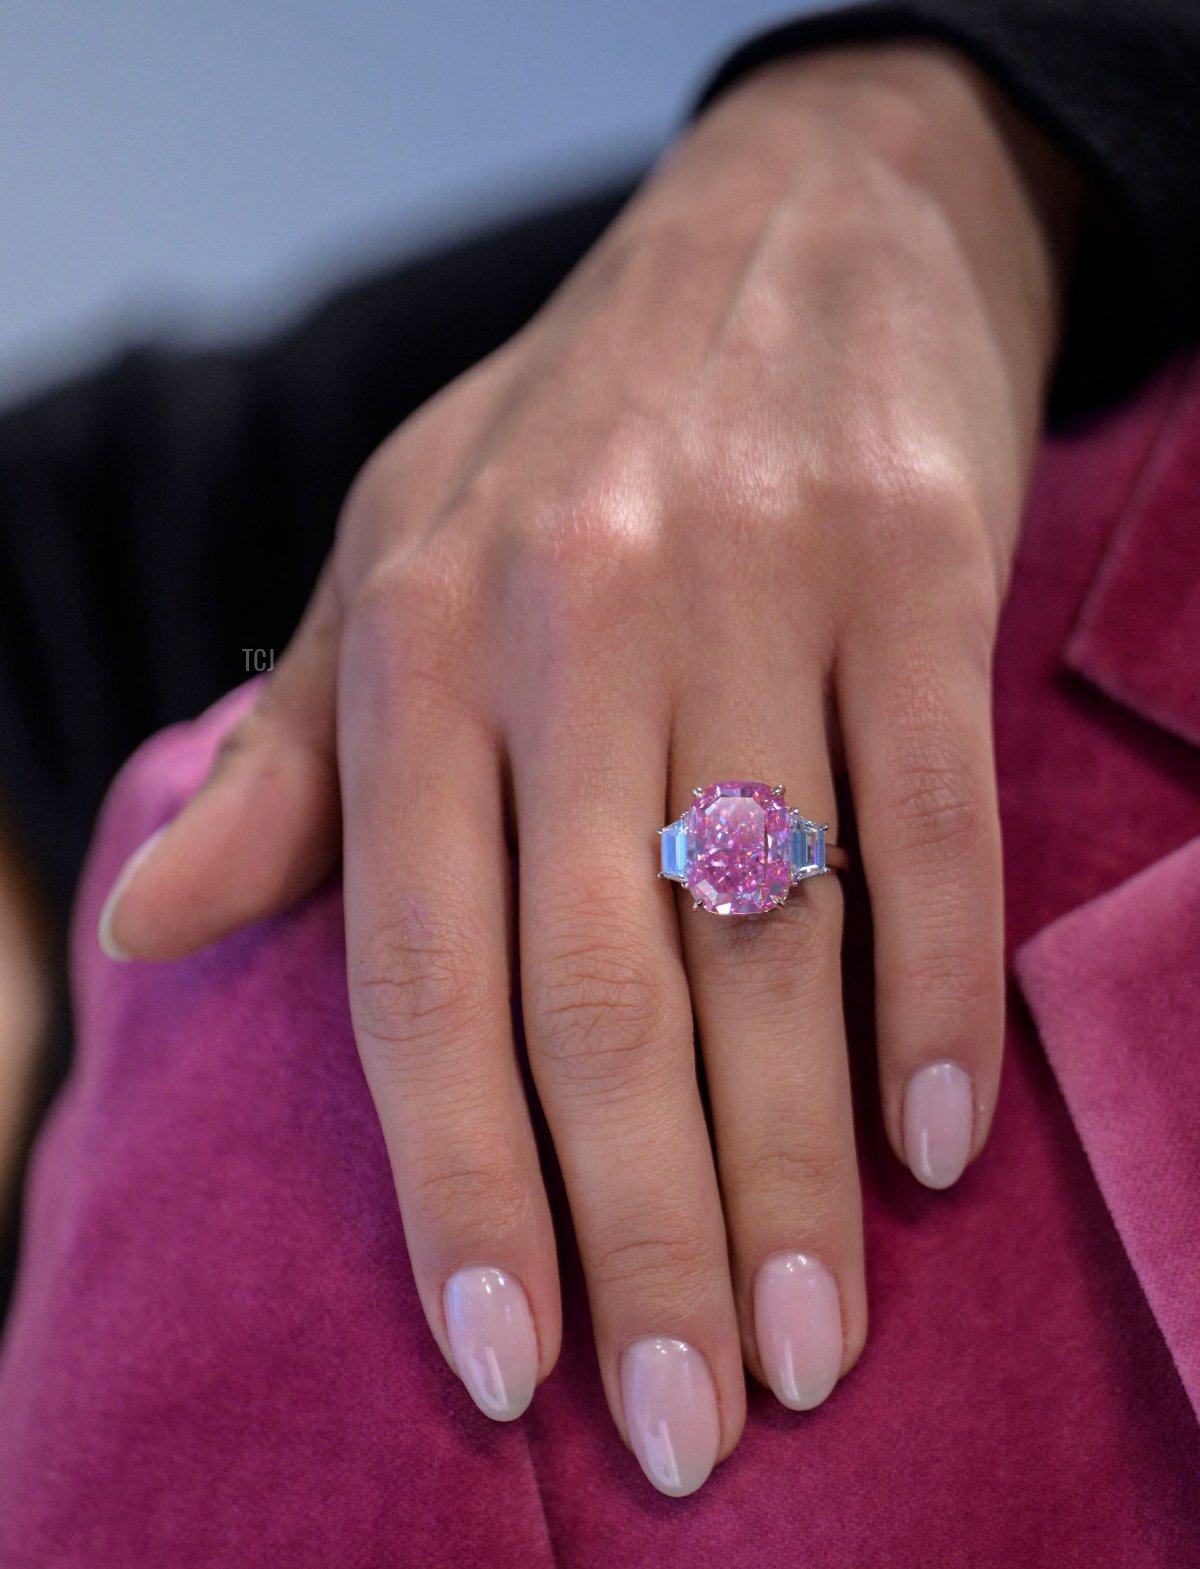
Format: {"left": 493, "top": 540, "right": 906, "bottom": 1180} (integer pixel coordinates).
{"left": 100, "top": 44, "right": 1085, "bottom": 1490}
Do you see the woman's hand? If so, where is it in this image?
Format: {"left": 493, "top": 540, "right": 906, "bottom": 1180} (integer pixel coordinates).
{"left": 99, "top": 43, "right": 1081, "bottom": 1495}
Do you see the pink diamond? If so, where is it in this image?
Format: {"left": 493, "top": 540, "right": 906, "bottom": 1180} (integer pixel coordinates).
{"left": 685, "top": 781, "right": 790, "bottom": 915}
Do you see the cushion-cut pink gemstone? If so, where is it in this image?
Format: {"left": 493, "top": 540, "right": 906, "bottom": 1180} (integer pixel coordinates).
{"left": 685, "top": 781, "right": 790, "bottom": 915}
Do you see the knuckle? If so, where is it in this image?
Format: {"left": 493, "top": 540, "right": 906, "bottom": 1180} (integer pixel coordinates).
{"left": 349, "top": 554, "right": 459, "bottom": 643}
{"left": 887, "top": 759, "right": 988, "bottom": 868}
{"left": 335, "top": 442, "right": 394, "bottom": 544}
{"left": 831, "top": 455, "right": 1001, "bottom": 620}
{"left": 210, "top": 708, "right": 262, "bottom": 772}
{"left": 519, "top": 490, "right": 666, "bottom": 635}
{"left": 588, "top": 1215, "right": 713, "bottom": 1306}
{"left": 345, "top": 548, "right": 478, "bottom": 701}
{"left": 864, "top": 451, "right": 979, "bottom": 541}
{"left": 334, "top": 439, "right": 421, "bottom": 586}
{"left": 210, "top": 699, "right": 317, "bottom": 792}
{"left": 352, "top": 912, "right": 497, "bottom": 1066}
{"left": 902, "top": 938, "right": 998, "bottom": 1010}
{"left": 408, "top": 1157, "right": 533, "bottom": 1243}
{"left": 527, "top": 928, "right": 670, "bottom": 1091}
{"left": 740, "top": 1136, "right": 846, "bottom": 1211}
{"left": 811, "top": 443, "right": 961, "bottom": 531}
{"left": 212, "top": 724, "right": 292, "bottom": 801}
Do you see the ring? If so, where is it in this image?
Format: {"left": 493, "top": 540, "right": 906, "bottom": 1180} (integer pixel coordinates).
{"left": 659, "top": 780, "right": 848, "bottom": 916}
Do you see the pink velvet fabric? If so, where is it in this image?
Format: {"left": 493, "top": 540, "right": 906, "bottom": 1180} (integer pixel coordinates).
{"left": 1016, "top": 835, "right": 1200, "bottom": 1427}
{"left": 2, "top": 353, "right": 1200, "bottom": 1565}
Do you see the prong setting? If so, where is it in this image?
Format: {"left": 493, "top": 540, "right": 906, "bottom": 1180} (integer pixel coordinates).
{"left": 660, "top": 783, "right": 842, "bottom": 908}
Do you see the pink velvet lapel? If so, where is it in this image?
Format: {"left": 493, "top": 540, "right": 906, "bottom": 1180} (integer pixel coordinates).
{"left": 1011, "top": 349, "right": 1200, "bottom": 1427}
{"left": 1015, "top": 836, "right": 1200, "bottom": 1423}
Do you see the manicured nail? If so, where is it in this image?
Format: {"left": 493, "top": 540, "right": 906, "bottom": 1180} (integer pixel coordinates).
{"left": 619, "top": 1335, "right": 720, "bottom": 1498}
{"left": 443, "top": 1266, "right": 538, "bottom": 1422}
{"left": 903, "top": 1060, "right": 974, "bottom": 1189}
{"left": 97, "top": 827, "right": 168, "bottom": 961}
{"left": 753, "top": 1252, "right": 843, "bottom": 1411}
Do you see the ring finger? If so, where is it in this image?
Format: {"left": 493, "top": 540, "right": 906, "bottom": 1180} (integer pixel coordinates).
{"left": 512, "top": 672, "right": 746, "bottom": 1498}
{"left": 671, "top": 676, "right": 867, "bottom": 1414}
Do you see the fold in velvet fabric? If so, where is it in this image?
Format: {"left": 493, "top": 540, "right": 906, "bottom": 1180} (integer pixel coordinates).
{"left": 1016, "top": 836, "right": 1200, "bottom": 1426}
{"left": 1, "top": 354, "right": 1199, "bottom": 1565}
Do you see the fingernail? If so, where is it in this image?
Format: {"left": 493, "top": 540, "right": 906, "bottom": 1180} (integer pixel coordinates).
{"left": 619, "top": 1335, "right": 720, "bottom": 1498}
{"left": 903, "top": 1060, "right": 974, "bottom": 1189}
{"left": 443, "top": 1266, "right": 539, "bottom": 1422}
{"left": 97, "top": 827, "right": 168, "bottom": 961}
{"left": 753, "top": 1252, "right": 843, "bottom": 1411}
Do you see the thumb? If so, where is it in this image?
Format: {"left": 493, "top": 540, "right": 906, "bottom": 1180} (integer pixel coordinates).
{"left": 99, "top": 568, "right": 342, "bottom": 962}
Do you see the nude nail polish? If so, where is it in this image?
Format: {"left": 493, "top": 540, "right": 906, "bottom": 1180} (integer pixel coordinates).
{"left": 97, "top": 826, "right": 168, "bottom": 961}
{"left": 443, "top": 1266, "right": 538, "bottom": 1422}
{"left": 619, "top": 1335, "right": 720, "bottom": 1498}
{"left": 903, "top": 1060, "right": 974, "bottom": 1189}
{"left": 753, "top": 1252, "right": 843, "bottom": 1411}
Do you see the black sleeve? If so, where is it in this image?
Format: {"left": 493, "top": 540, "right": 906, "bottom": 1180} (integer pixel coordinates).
{"left": 690, "top": 1, "right": 1200, "bottom": 415}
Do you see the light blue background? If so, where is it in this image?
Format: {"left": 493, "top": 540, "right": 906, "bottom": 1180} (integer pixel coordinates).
{"left": 0, "top": 2, "right": 813, "bottom": 397}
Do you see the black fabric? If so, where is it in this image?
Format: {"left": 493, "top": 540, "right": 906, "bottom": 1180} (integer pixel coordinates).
{"left": 692, "top": 1, "right": 1200, "bottom": 414}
